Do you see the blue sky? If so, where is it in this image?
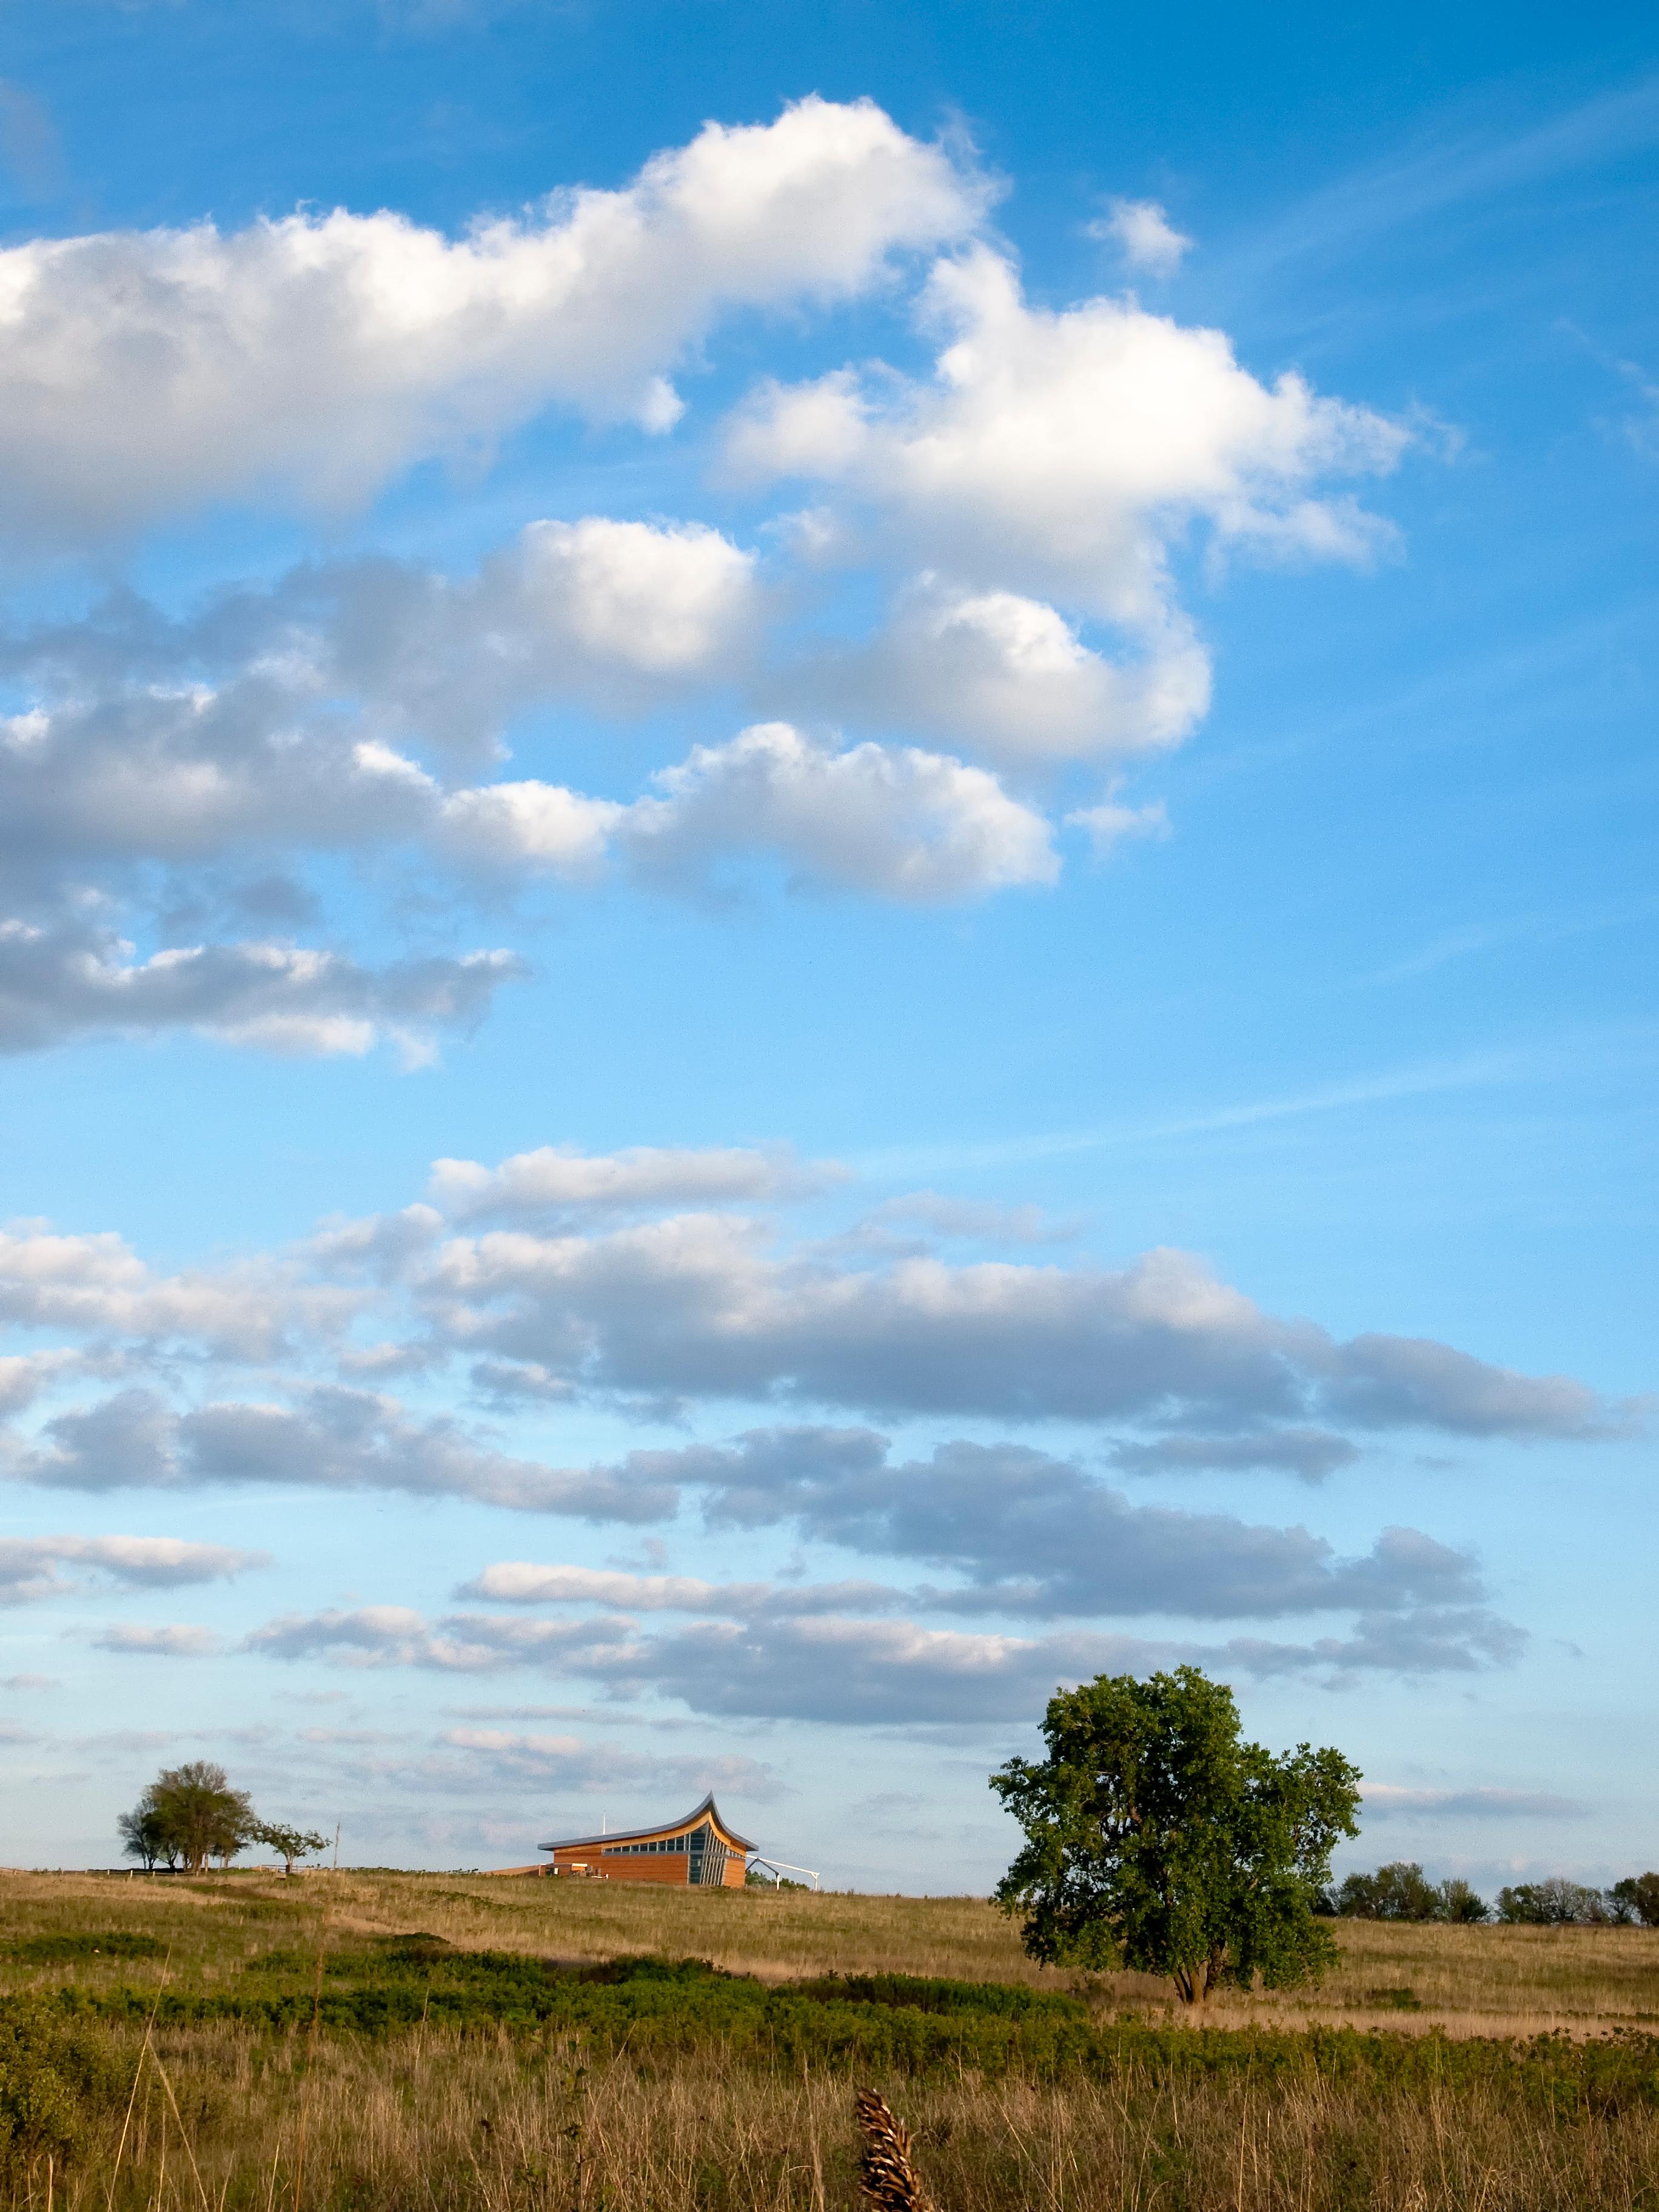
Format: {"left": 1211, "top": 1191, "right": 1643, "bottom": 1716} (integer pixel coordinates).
{"left": 0, "top": 0, "right": 1653, "bottom": 1894}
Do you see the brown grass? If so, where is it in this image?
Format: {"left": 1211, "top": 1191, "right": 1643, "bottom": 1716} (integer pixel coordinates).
{"left": 9, "top": 1871, "right": 1659, "bottom": 2210}
{"left": 5, "top": 1868, "right": 1659, "bottom": 2036}
{"left": 16, "top": 2021, "right": 1659, "bottom": 2212}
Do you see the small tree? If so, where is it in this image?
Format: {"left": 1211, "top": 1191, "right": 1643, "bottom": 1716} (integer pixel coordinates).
{"left": 1610, "top": 1874, "right": 1659, "bottom": 1928}
{"left": 251, "top": 1821, "right": 330, "bottom": 1876}
{"left": 116, "top": 1805, "right": 176, "bottom": 1872}
{"left": 118, "top": 1762, "right": 255, "bottom": 1874}
{"left": 1436, "top": 1876, "right": 1489, "bottom": 1924}
{"left": 991, "top": 1666, "right": 1361, "bottom": 2005}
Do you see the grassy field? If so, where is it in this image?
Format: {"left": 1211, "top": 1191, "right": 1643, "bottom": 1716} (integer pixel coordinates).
{"left": 5, "top": 1869, "right": 1659, "bottom": 2210}
{"left": 5, "top": 1867, "right": 1657, "bottom": 2035}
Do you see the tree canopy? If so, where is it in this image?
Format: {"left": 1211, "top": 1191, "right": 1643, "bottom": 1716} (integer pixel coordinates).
{"left": 990, "top": 1666, "right": 1361, "bottom": 2004}
{"left": 250, "top": 1821, "right": 330, "bottom": 1876}
{"left": 1331, "top": 1861, "right": 1487, "bottom": 1923}
{"left": 116, "top": 1765, "right": 323, "bottom": 1875}
{"left": 119, "top": 1762, "right": 253, "bottom": 1872}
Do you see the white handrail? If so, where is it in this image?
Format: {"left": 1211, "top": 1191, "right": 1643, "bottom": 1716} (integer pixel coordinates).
{"left": 747, "top": 1856, "right": 820, "bottom": 1890}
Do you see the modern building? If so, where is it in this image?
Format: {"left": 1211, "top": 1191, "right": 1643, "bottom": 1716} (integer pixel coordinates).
{"left": 538, "top": 1792, "right": 754, "bottom": 1886}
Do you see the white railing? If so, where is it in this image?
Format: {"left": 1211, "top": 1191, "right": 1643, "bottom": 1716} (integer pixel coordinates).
{"left": 746, "top": 1856, "right": 820, "bottom": 1891}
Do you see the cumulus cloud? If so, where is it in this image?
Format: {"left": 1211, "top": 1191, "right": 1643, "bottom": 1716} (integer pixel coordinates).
{"left": 1, "top": 661, "right": 1052, "bottom": 923}
{"left": 0, "top": 1533, "right": 268, "bottom": 1604}
{"left": 1230, "top": 1608, "right": 1528, "bottom": 1677}
{"left": 10, "top": 1391, "right": 1503, "bottom": 1638}
{"left": 0, "top": 1350, "right": 82, "bottom": 1415}
{"left": 727, "top": 241, "right": 1406, "bottom": 811}
{"left": 642, "top": 1430, "right": 1487, "bottom": 1621}
{"left": 1089, "top": 198, "right": 1193, "bottom": 276}
{"left": 243, "top": 1604, "right": 637, "bottom": 1671}
{"left": 457, "top": 1560, "right": 901, "bottom": 1615}
{"left": 18, "top": 1383, "right": 681, "bottom": 1521}
{"left": 618, "top": 722, "right": 1057, "bottom": 900}
{"left": 429, "top": 1142, "right": 845, "bottom": 1224}
{"left": 241, "top": 1598, "right": 1521, "bottom": 1721}
{"left": 0, "top": 923, "right": 522, "bottom": 1061}
{"left": 0, "top": 1224, "right": 355, "bottom": 1358}
{"left": 789, "top": 575, "right": 1212, "bottom": 770}
{"left": 414, "top": 1219, "right": 1628, "bottom": 1441}
{"left": 1324, "top": 1334, "right": 1631, "bottom": 1438}
{"left": 0, "top": 517, "right": 758, "bottom": 784}
{"left": 0, "top": 98, "right": 987, "bottom": 546}
{"left": 728, "top": 246, "right": 1408, "bottom": 625}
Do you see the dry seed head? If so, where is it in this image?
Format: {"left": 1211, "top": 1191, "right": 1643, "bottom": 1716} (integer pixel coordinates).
{"left": 855, "top": 2088, "right": 931, "bottom": 2212}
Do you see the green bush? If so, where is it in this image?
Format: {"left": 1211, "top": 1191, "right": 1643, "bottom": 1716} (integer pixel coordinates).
{"left": 44, "top": 1949, "right": 1659, "bottom": 2113}
{"left": 0, "top": 1996, "right": 127, "bottom": 2176}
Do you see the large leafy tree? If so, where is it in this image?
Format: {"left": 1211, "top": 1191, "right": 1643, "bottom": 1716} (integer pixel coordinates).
{"left": 119, "top": 1761, "right": 255, "bottom": 1872}
{"left": 990, "top": 1666, "right": 1361, "bottom": 2003}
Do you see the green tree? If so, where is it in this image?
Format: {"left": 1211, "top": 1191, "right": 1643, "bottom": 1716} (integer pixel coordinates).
{"left": 118, "top": 1762, "right": 255, "bottom": 1873}
{"left": 250, "top": 1821, "right": 330, "bottom": 1876}
{"left": 1331, "top": 1862, "right": 1487, "bottom": 1923}
{"left": 1610, "top": 1874, "right": 1659, "bottom": 1927}
{"left": 1435, "top": 1876, "right": 1489, "bottom": 1924}
{"left": 1496, "top": 1877, "right": 1607, "bottom": 1925}
{"left": 990, "top": 1666, "right": 1361, "bottom": 2005}
{"left": 1335, "top": 1862, "right": 1440, "bottom": 1921}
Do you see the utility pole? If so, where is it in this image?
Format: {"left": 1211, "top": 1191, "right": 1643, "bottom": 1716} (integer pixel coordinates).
{"left": 332, "top": 1822, "right": 341, "bottom": 1873}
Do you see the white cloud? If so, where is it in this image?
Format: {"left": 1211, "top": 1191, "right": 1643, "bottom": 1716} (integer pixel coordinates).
{"left": 417, "top": 1217, "right": 1626, "bottom": 1438}
{"left": 1088, "top": 198, "right": 1193, "bottom": 276}
{"left": 313, "top": 517, "right": 760, "bottom": 756}
{"left": 0, "top": 1533, "right": 267, "bottom": 1603}
{"left": 0, "top": 923, "right": 523, "bottom": 1062}
{"left": 791, "top": 575, "right": 1212, "bottom": 769}
{"left": 18, "top": 1382, "right": 682, "bottom": 1520}
{"left": 1066, "top": 787, "right": 1172, "bottom": 856}
{"left": 240, "top": 1598, "right": 1524, "bottom": 1720}
{"left": 620, "top": 722, "right": 1059, "bottom": 900}
{"left": 429, "top": 1142, "right": 843, "bottom": 1222}
{"left": 727, "top": 243, "right": 1407, "bottom": 647}
{"left": 1362, "top": 1784, "right": 1584, "bottom": 1818}
{"left": 0, "top": 98, "right": 987, "bottom": 545}
{"left": 91, "top": 1622, "right": 223, "bottom": 1655}
{"left": 0, "top": 1350, "right": 82, "bottom": 1415}
{"left": 0, "top": 1225, "right": 355, "bottom": 1359}
{"left": 460, "top": 1563, "right": 769, "bottom": 1612}
{"left": 243, "top": 1604, "right": 637, "bottom": 1671}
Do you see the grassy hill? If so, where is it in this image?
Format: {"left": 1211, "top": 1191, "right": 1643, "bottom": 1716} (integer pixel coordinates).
{"left": 4, "top": 1868, "right": 1659, "bottom": 2212}
{"left": 5, "top": 1865, "right": 1658, "bottom": 2034}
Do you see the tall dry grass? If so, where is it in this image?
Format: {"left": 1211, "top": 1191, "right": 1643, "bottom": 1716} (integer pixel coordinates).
{"left": 16, "top": 2019, "right": 1659, "bottom": 2212}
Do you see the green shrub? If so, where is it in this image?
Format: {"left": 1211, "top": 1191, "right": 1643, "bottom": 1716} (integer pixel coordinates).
{"left": 0, "top": 1996, "right": 127, "bottom": 2176}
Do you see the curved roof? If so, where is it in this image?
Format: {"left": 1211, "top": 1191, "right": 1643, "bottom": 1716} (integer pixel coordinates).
{"left": 538, "top": 1791, "right": 755, "bottom": 1855}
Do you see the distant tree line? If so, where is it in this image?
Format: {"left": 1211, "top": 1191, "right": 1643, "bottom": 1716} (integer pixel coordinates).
{"left": 118, "top": 1761, "right": 329, "bottom": 1875}
{"left": 1323, "top": 1860, "right": 1659, "bottom": 1926}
